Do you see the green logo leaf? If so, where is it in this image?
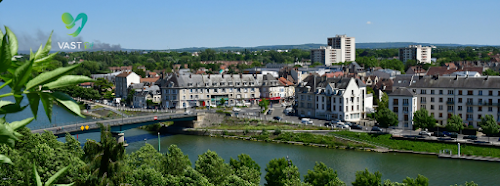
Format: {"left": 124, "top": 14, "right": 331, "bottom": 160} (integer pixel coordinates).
{"left": 61, "top": 12, "right": 87, "bottom": 37}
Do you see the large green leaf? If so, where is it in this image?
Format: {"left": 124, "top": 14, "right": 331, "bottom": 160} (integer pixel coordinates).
{"left": 0, "top": 100, "right": 13, "bottom": 108}
{"left": 52, "top": 92, "right": 84, "bottom": 118}
{"left": 34, "top": 52, "right": 58, "bottom": 64}
{"left": 0, "top": 154, "right": 13, "bottom": 165}
{"left": 0, "top": 123, "right": 18, "bottom": 147}
{"left": 26, "top": 64, "right": 81, "bottom": 90}
{"left": 39, "top": 31, "right": 53, "bottom": 60}
{"left": 40, "top": 92, "right": 53, "bottom": 122}
{"left": 0, "top": 28, "right": 3, "bottom": 44}
{"left": 43, "top": 75, "right": 94, "bottom": 90}
{"left": 5, "top": 26, "right": 18, "bottom": 56}
{"left": 0, "top": 34, "right": 11, "bottom": 73}
{"left": 26, "top": 92, "right": 40, "bottom": 119}
{"left": 44, "top": 165, "right": 70, "bottom": 186}
{"left": 0, "top": 101, "right": 27, "bottom": 115}
{"left": 33, "top": 164, "right": 43, "bottom": 186}
{"left": 33, "top": 44, "right": 43, "bottom": 61}
{"left": 9, "top": 117, "right": 34, "bottom": 130}
{"left": 13, "top": 59, "right": 34, "bottom": 92}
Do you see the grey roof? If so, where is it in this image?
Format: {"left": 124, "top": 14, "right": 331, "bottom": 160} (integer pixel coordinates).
{"left": 158, "top": 73, "right": 264, "bottom": 88}
{"left": 409, "top": 76, "right": 500, "bottom": 89}
{"left": 393, "top": 75, "right": 421, "bottom": 88}
{"left": 129, "top": 83, "right": 145, "bottom": 89}
{"left": 296, "top": 75, "right": 366, "bottom": 93}
{"left": 389, "top": 88, "right": 416, "bottom": 97}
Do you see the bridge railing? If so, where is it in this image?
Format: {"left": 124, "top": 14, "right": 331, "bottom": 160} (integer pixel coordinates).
{"left": 33, "top": 113, "right": 198, "bottom": 134}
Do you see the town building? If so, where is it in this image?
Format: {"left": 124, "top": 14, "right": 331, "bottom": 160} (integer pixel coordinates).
{"left": 158, "top": 73, "right": 265, "bottom": 109}
{"left": 390, "top": 76, "right": 500, "bottom": 128}
{"left": 388, "top": 88, "right": 418, "bottom": 129}
{"left": 295, "top": 75, "right": 371, "bottom": 122}
{"left": 398, "top": 45, "right": 434, "bottom": 63}
{"left": 115, "top": 72, "right": 141, "bottom": 98}
{"left": 327, "top": 35, "right": 356, "bottom": 62}
{"left": 310, "top": 46, "right": 343, "bottom": 66}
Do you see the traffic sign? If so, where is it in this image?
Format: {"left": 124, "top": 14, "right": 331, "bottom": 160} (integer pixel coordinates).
{"left": 85, "top": 125, "right": 89, "bottom": 130}
{"left": 154, "top": 116, "right": 158, "bottom": 120}
{"left": 80, "top": 126, "right": 84, "bottom": 131}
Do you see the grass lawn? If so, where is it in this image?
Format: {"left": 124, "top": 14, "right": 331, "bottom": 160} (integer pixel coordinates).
{"left": 332, "top": 131, "right": 500, "bottom": 158}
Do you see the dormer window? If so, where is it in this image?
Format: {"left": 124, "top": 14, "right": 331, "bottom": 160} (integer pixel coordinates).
{"left": 228, "top": 82, "right": 233, "bottom": 86}
{"left": 221, "top": 82, "right": 225, "bottom": 86}
{"left": 205, "top": 83, "right": 209, "bottom": 86}
{"left": 188, "top": 83, "right": 193, "bottom": 87}
{"left": 212, "top": 82, "right": 217, "bottom": 86}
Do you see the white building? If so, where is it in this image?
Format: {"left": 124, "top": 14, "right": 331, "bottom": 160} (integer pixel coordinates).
{"left": 327, "top": 35, "right": 356, "bottom": 62}
{"left": 310, "top": 46, "right": 343, "bottom": 66}
{"left": 295, "top": 75, "right": 371, "bottom": 122}
{"left": 399, "top": 45, "right": 435, "bottom": 63}
{"left": 396, "top": 76, "right": 500, "bottom": 128}
{"left": 115, "top": 72, "right": 141, "bottom": 98}
{"left": 388, "top": 88, "right": 418, "bottom": 129}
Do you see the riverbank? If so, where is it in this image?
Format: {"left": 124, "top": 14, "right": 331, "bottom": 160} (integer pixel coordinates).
{"left": 333, "top": 131, "right": 500, "bottom": 159}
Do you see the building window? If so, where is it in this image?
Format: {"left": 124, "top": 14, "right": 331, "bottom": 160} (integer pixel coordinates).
{"left": 448, "top": 90, "right": 454, "bottom": 95}
{"left": 301, "top": 95, "right": 305, "bottom": 100}
{"left": 439, "top": 90, "right": 443, "bottom": 95}
{"left": 357, "top": 105, "right": 359, "bottom": 111}
{"left": 322, "top": 97, "right": 325, "bottom": 102}
{"left": 489, "top": 91, "right": 493, "bottom": 96}
{"left": 420, "top": 97, "right": 426, "bottom": 103}
{"left": 333, "top": 97, "right": 336, "bottom": 103}
{"left": 393, "top": 99, "right": 399, "bottom": 105}
{"left": 431, "top": 105, "right": 435, "bottom": 110}
{"left": 447, "top": 106, "right": 453, "bottom": 111}
{"left": 467, "top": 106, "right": 473, "bottom": 112}
{"left": 357, "top": 97, "right": 359, "bottom": 103}
{"left": 403, "top": 107, "right": 408, "bottom": 113}
{"left": 339, "top": 106, "right": 342, "bottom": 111}
{"left": 439, "top": 105, "right": 443, "bottom": 110}
{"left": 317, "top": 97, "right": 319, "bottom": 101}
{"left": 459, "top": 90, "right": 462, "bottom": 95}
{"left": 345, "top": 106, "right": 348, "bottom": 111}
{"left": 403, "top": 99, "right": 409, "bottom": 105}
{"left": 478, "top": 114, "right": 482, "bottom": 119}
{"left": 478, "top": 107, "right": 482, "bottom": 112}
{"left": 421, "top": 105, "right": 426, "bottom": 109}
{"left": 489, "top": 107, "right": 493, "bottom": 112}
{"left": 439, "top": 98, "right": 443, "bottom": 103}
{"left": 458, "top": 98, "right": 462, "bottom": 103}
{"left": 431, "top": 90, "right": 435, "bottom": 94}
{"left": 322, "top": 104, "right": 324, "bottom": 110}
{"left": 458, "top": 106, "right": 462, "bottom": 111}
{"left": 420, "top": 89, "right": 426, "bottom": 94}
{"left": 439, "top": 113, "right": 443, "bottom": 118}
{"left": 479, "top": 90, "right": 483, "bottom": 96}
{"left": 393, "top": 107, "right": 398, "bottom": 112}
{"left": 431, "top": 97, "right": 435, "bottom": 102}
{"left": 468, "top": 90, "right": 473, "bottom": 95}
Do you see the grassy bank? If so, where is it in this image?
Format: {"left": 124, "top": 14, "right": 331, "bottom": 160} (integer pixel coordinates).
{"left": 333, "top": 131, "right": 500, "bottom": 158}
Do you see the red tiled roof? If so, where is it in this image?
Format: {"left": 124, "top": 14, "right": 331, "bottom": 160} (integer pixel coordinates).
{"left": 116, "top": 72, "right": 132, "bottom": 77}
{"left": 109, "top": 66, "right": 132, "bottom": 71}
{"left": 445, "top": 63, "right": 457, "bottom": 69}
{"left": 426, "top": 66, "right": 483, "bottom": 76}
{"left": 278, "top": 77, "right": 294, "bottom": 86}
{"left": 140, "top": 77, "right": 160, "bottom": 83}
{"left": 79, "top": 82, "right": 93, "bottom": 86}
{"left": 324, "top": 71, "right": 344, "bottom": 78}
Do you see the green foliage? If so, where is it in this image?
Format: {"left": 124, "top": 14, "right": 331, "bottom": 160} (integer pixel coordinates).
{"left": 446, "top": 115, "right": 464, "bottom": 132}
{"left": 162, "top": 144, "right": 192, "bottom": 176}
{"left": 413, "top": 109, "right": 436, "bottom": 130}
{"left": 127, "top": 143, "right": 163, "bottom": 170}
{"left": 309, "top": 62, "right": 323, "bottom": 67}
{"left": 93, "top": 78, "right": 113, "bottom": 94}
{"left": 366, "top": 86, "right": 374, "bottom": 94}
{"left": 352, "top": 169, "right": 382, "bottom": 186}
{"left": 54, "top": 85, "right": 101, "bottom": 101}
{"left": 304, "top": 162, "right": 345, "bottom": 186}
{"left": 402, "top": 174, "right": 429, "bottom": 186}
{"left": 259, "top": 98, "right": 270, "bottom": 111}
{"left": 375, "top": 107, "right": 398, "bottom": 129}
{"left": 264, "top": 157, "right": 299, "bottom": 186}
{"left": 479, "top": 114, "right": 499, "bottom": 136}
{"left": 220, "top": 98, "right": 226, "bottom": 106}
{"left": 273, "top": 128, "right": 282, "bottom": 135}
{"left": 230, "top": 154, "right": 261, "bottom": 185}
{"left": 450, "top": 181, "right": 479, "bottom": 186}
{"left": 482, "top": 69, "right": 499, "bottom": 76}
{"left": 195, "top": 150, "right": 233, "bottom": 185}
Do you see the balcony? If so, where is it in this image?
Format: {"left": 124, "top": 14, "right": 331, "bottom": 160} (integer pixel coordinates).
{"left": 467, "top": 118, "right": 473, "bottom": 121}
{"left": 403, "top": 103, "right": 409, "bottom": 106}
{"left": 403, "top": 110, "right": 409, "bottom": 114}
{"left": 466, "top": 102, "right": 474, "bottom": 105}
{"left": 420, "top": 101, "right": 426, "bottom": 104}
{"left": 467, "top": 110, "right": 474, "bottom": 113}
{"left": 446, "top": 101, "right": 454, "bottom": 105}
{"left": 447, "top": 109, "right": 454, "bottom": 112}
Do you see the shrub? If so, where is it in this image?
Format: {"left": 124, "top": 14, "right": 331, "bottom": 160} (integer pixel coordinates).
{"left": 273, "top": 128, "right": 282, "bottom": 135}
{"left": 223, "top": 130, "right": 229, "bottom": 135}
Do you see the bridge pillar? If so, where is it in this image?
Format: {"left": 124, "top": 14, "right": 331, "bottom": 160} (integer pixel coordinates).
{"left": 111, "top": 131, "right": 128, "bottom": 147}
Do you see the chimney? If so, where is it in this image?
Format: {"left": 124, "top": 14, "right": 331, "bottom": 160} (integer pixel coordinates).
{"left": 189, "top": 74, "right": 192, "bottom": 78}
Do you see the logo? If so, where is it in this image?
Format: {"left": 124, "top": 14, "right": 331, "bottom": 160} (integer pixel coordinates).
{"left": 61, "top": 12, "right": 87, "bottom": 37}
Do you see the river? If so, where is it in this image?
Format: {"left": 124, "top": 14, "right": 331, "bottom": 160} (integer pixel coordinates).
{"left": 2, "top": 86, "right": 496, "bottom": 185}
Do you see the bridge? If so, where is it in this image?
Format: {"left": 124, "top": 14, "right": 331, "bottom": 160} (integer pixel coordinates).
{"left": 31, "top": 113, "right": 202, "bottom": 143}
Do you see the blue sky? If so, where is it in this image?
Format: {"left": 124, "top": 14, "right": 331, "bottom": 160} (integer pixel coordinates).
{"left": 1, "top": 0, "right": 499, "bottom": 50}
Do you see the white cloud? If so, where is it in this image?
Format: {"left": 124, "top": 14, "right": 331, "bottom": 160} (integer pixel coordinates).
{"left": 366, "top": 21, "right": 372, "bottom": 25}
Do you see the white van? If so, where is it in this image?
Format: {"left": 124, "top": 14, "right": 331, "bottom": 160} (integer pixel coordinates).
{"left": 301, "top": 118, "right": 313, "bottom": 124}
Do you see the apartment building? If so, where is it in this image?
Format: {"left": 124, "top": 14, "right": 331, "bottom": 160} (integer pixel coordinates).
{"left": 327, "top": 35, "right": 356, "bottom": 62}
{"left": 394, "top": 76, "right": 500, "bottom": 128}
{"left": 388, "top": 88, "right": 418, "bottom": 129}
{"left": 399, "top": 45, "right": 434, "bottom": 63}
{"left": 295, "top": 75, "right": 370, "bottom": 122}
{"left": 115, "top": 71, "right": 141, "bottom": 98}
{"left": 158, "top": 73, "right": 264, "bottom": 109}
{"left": 310, "top": 46, "right": 343, "bottom": 66}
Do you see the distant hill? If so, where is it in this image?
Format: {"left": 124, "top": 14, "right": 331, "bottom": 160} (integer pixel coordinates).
{"left": 124, "top": 42, "right": 498, "bottom": 52}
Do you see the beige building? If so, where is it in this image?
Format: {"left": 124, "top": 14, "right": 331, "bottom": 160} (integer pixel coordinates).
{"left": 158, "top": 73, "right": 265, "bottom": 109}
{"left": 399, "top": 45, "right": 434, "bottom": 63}
{"left": 327, "top": 35, "right": 356, "bottom": 62}
{"left": 393, "top": 76, "right": 500, "bottom": 128}
{"left": 310, "top": 46, "right": 343, "bottom": 66}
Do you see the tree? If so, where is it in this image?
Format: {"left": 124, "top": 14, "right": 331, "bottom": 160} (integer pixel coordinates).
{"left": 259, "top": 98, "right": 270, "bottom": 111}
{"left": 413, "top": 109, "right": 436, "bottom": 130}
{"left": 479, "top": 115, "right": 499, "bottom": 141}
{"left": 352, "top": 169, "right": 382, "bottom": 186}
{"left": 162, "top": 144, "right": 192, "bottom": 176}
{"left": 220, "top": 98, "right": 226, "bottom": 106}
{"left": 402, "top": 174, "right": 429, "bottom": 186}
{"left": 450, "top": 181, "right": 479, "bottom": 186}
{"left": 265, "top": 157, "right": 298, "bottom": 186}
{"left": 127, "top": 143, "right": 163, "bottom": 171}
{"left": 230, "top": 154, "right": 261, "bottom": 185}
{"left": 133, "top": 66, "right": 146, "bottom": 78}
{"left": 195, "top": 150, "right": 233, "bottom": 185}
{"left": 366, "top": 86, "right": 374, "bottom": 94}
{"left": 126, "top": 88, "right": 135, "bottom": 105}
{"left": 483, "top": 69, "right": 499, "bottom": 76}
{"left": 94, "top": 78, "right": 113, "bottom": 94}
{"left": 81, "top": 123, "right": 126, "bottom": 185}
{"left": 446, "top": 114, "right": 464, "bottom": 132}
{"left": 375, "top": 92, "right": 389, "bottom": 109}
{"left": 304, "top": 162, "right": 346, "bottom": 186}
{"left": 309, "top": 62, "right": 323, "bottom": 67}
{"left": 375, "top": 107, "right": 398, "bottom": 130}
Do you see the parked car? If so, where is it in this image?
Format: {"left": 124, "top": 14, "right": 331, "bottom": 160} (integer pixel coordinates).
{"left": 445, "top": 132, "right": 458, "bottom": 138}
{"left": 434, "top": 131, "right": 445, "bottom": 137}
{"left": 336, "top": 123, "right": 349, "bottom": 129}
{"left": 232, "top": 107, "right": 241, "bottom": 112}
{"left": 267, "top": 109, "right": 273, "bottom": 115}
{"left": 184, "top": 110, "right": 193, "bottom": 115}
{"left": 463, "top": 135, "right": 478, "bottom": 140}
{"left": 351, "top": 124, "right": 363, "bottom": 130}
{"left": 330, "top": 119, "right": 344, "bottom": 125}
{"left": 371, "top": 126, "right": 383, "bottom": 132}
{"left": 419, "top": 131, "right": 432, "bottom": 137}
{"left": 345, "top": 122, "right": 354, "bottom": 127}
{"left": 324, "top": 122, "right": 332, "bottom": 127}
{"left": 273, "top": 116, "right": 282, "bottom": 121}
{"left": 301, "top": 118, "right": 313, "bottom": 124}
